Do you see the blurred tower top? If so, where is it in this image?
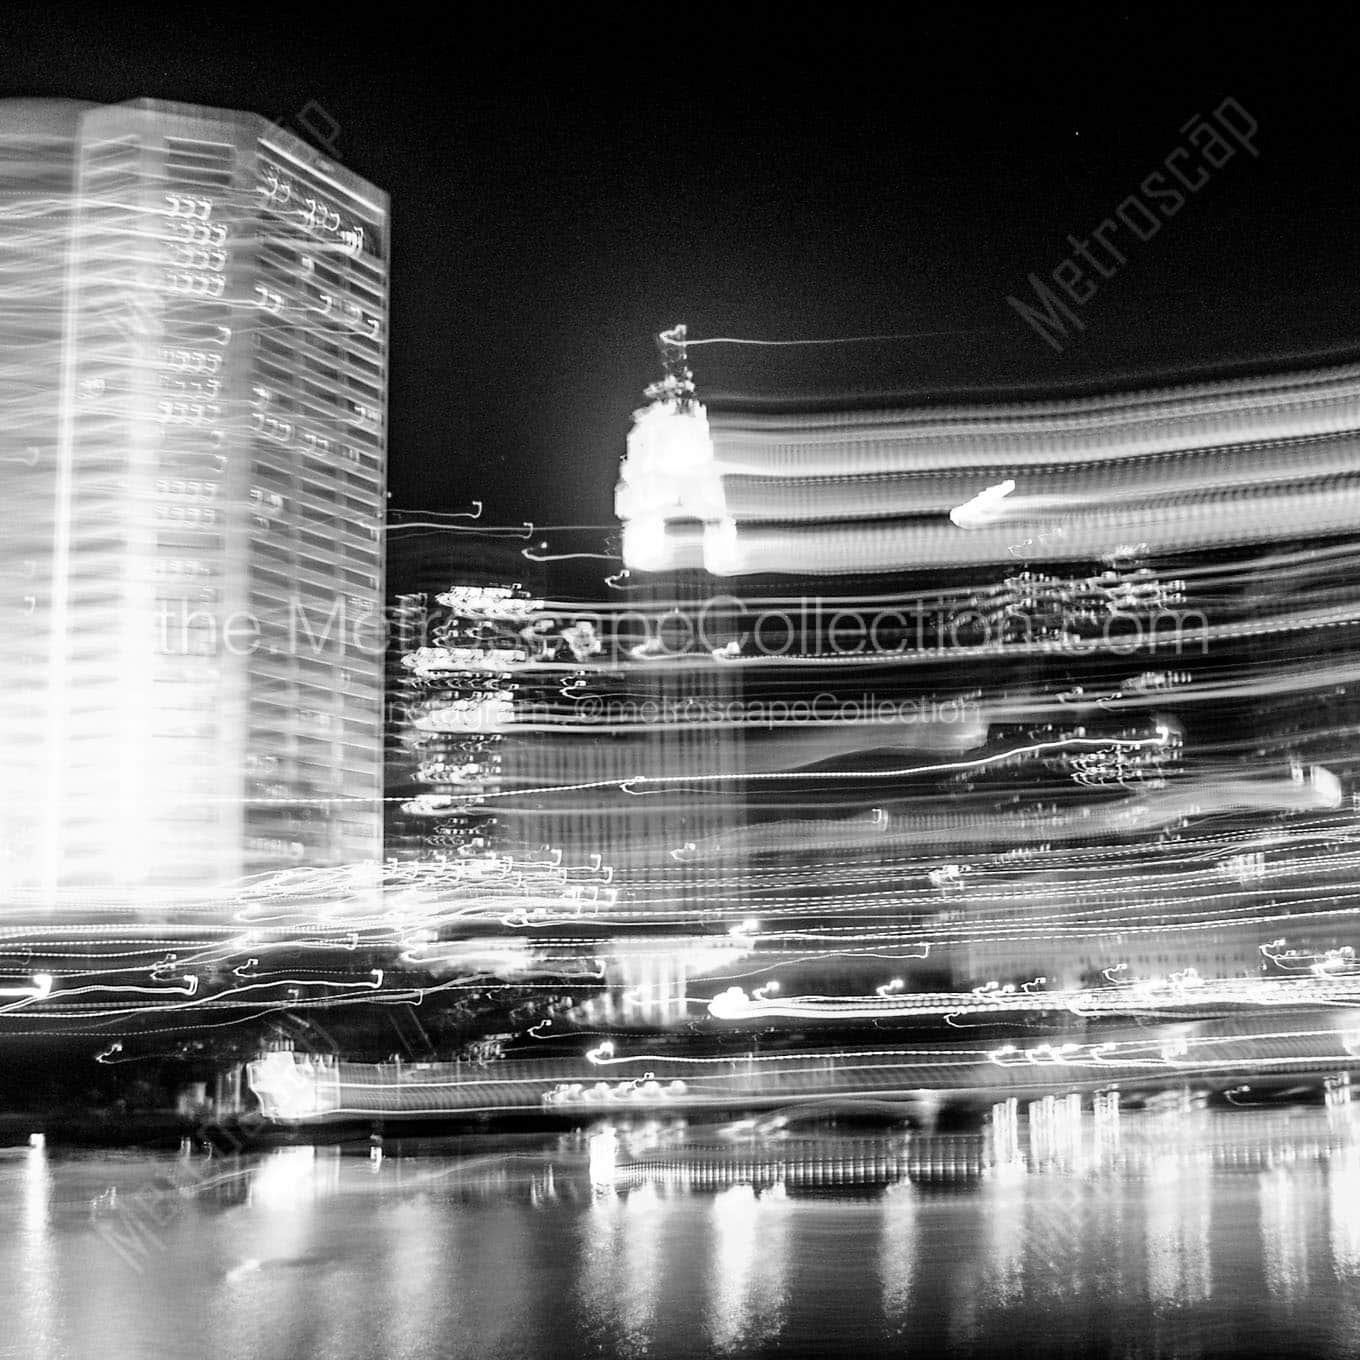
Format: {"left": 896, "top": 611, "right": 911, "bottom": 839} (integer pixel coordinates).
{"left": 645, "top": 323, "right": 696, "bottom": 411}
{"left": 0, "top": 98, "right": 95, "bottom": 139}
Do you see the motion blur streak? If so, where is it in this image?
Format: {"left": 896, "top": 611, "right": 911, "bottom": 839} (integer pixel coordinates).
{"left": 5, "top": 105, "right": 1360, "bottom": 1231}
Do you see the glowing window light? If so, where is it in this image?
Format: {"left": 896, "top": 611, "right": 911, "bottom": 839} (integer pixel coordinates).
{"left": 702, "top": 517, "right": 741, "bottom": 576}
{"left": 246, "top": 1051, "right": 320, "bottom": 1119}
{"left": 620, "top": 515, "right": 672, "bottom": 573}
{"left": 1310, "top": 764, "right": 1342, "bottom": 808}
{"left": 617, "top": 397, "right": 727, "bottom": 572}
{"left": 435, "top": 586, "right": 540, "bottom": 618}
{"left": 0, "top": 974, "right": 53, "bottom": 1002}
{"left": 950, "top": 478, "right": 1016, "bottom": 528}
{"left": 620, "top": 399, "right": 719, "bottom": 483}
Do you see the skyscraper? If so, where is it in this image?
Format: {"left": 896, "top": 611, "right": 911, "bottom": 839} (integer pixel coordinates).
{"left": 0, "top": 100, "right": 87, "bottom": 894}
{"left": 0, "top": 98, "right": 388, "bottom": 893}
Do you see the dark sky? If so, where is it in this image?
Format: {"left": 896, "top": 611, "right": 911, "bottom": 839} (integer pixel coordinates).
{"left": 5, "top": 3, "right": 1360, "bottom": 539}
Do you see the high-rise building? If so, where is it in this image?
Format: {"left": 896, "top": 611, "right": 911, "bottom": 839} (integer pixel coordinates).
{"left": 0, "top": 98, "right": 388, "bottom": 893}
{"left": 0, "top": 100, "right": 88, "bottom": 893}
{"left": 383, "top": 532, "right": 542, "bottom": 863}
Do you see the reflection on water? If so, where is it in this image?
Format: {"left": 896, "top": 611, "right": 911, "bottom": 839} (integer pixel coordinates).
{"left": 1330, "top": 1146, "right": 1360, "bottom": 1277}
{"left": 981, "top": 1171, "right": 1024, "bottom": 1312}
{"left": 19, "top": 1140, "right": 53, "bottom": 1354}
{"left": 879, "top": 1184, "right": 916, "bottom": 1326}
{"left": 710, "top": 1183, "right": 790, "bottom": 1354}
{"left": 1146, "top": 1151, "right": 1211, "bottom": 1308}
{"left": 1260, "top": 1163, "right": 1309, "bottom": 1305}
{"left": 8, "top": 1109, "right": 1360, "bottom": 1358}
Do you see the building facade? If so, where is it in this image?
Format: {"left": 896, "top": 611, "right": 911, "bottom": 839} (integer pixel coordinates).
{"left": 1, "top": 98, "right": 388, "bottom": 893}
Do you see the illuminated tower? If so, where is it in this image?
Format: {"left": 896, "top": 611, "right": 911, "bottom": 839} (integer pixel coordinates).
{"left": 0, "top": 101, "right": 89, "bottom": 892}
{"left": 607, "top": 326, "right": 746, "bottom": 920}
{"left": 1, "top": 98, "right": 388, "bottom": 892}
{"left": 618, "top": 337, "right": 1360, "bottom": 1002}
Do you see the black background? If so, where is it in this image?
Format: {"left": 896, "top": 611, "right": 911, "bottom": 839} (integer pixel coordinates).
{"left": 3, "top": 2, "right": 1357, "bottom": 539}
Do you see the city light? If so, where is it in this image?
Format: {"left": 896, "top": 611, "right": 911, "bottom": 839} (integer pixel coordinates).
{"left": 2, "top": 38, "right": 1360, "bottom": 1359}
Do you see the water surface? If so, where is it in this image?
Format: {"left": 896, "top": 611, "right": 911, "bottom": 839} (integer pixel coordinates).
{"left": 5, "top": 1108, "right": 1360, "bottom": 1359}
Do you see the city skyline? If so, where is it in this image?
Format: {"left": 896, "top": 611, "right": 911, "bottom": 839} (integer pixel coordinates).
{"left": 6, "top": 11, "right": 1360, "bottom": 1359}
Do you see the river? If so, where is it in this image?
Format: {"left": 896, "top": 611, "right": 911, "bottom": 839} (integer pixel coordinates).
{"left": 4, "top": 1106, "right": 1359, "bottom": 1358}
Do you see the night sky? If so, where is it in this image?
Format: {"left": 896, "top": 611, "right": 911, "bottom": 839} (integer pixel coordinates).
{"left": 4, "top": 4, "right": 1359, "bottom": 538}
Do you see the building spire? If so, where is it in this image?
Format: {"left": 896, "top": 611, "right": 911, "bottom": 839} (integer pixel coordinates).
{"left": 644, "top": 323, "right": 696, "bottom": 410}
